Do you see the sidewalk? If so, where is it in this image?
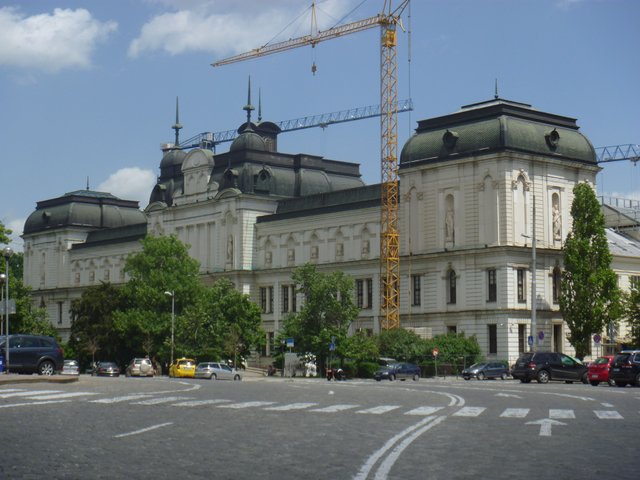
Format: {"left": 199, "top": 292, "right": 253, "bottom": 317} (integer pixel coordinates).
{"left": 0, "top": 373, "right": 79, "bottom": 385}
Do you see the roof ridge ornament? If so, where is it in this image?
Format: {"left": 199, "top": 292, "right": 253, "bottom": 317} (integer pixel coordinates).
{"left": 172, "top": 96, "right": 182, "bottom": 147}
{"left": 243, "top": 76, "right": 255, "bottom": 131}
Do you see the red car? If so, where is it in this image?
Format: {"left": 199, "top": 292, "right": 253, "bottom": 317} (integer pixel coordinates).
{"left": 588, "top": 355, "right": 615, "bottom": 386}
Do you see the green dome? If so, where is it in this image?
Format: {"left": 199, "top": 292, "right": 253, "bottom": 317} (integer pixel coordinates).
{"left": 400, "top": 99, "right": 596, "bottom": 166}
{"left": 229, "top": 129, "right": 267, "bottom": 152}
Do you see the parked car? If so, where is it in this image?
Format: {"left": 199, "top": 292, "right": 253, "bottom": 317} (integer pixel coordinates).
{"left": 461, "top": 362, "right": 510, "bottom": 380}
{"left": 587, "top": 355, "right": 615, "bottom": 386}
{"left": 0, "top": 334, "right": 64, "bottom": 375}
{"left": 93, "top": 361, "right": 120, "bottom": 377}
{"left": 61, "top": 359, "right": 80, "bottom": 376}
{"left": 169, "top": 358, "right": 196, "bottom": 378}
{"left": 609, "top": 350, "right": 640, "bottom": 387}
{"left": 125, "top": 357, "right": 155, "bottom": 377}
{"left": 195, "top": 362, "right": 243, "bottom": 380}
{"left": 511, "top": 352, "right": 588, "bottom": 384}
{"left": 374, "top": 362, "right": 420, "bottom": 381}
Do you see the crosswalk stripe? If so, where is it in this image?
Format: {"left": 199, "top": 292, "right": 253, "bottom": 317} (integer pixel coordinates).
{"left": 91, "top": 394, "right": 154, "bottom": 404}
{"left": 172, "top": 399, "right": 231, "bottom": 407}
{"left": 453, "top": 407, "right": 486, "bottom": 417}
{"left": 218, "top": 401, "right": 276, "bottom": 409}
{"left": 594, "top": 410, "right": 623, "bottom": 419}
{"left": 0, "top": 400, "right": 71, "bottom": 408}
{"left": 356, "top": 405, "right": 401, "bottom": 415}
{"left": 27, "top": 392, "right": 98, "bottom": 400}
{"left": 310, "top": 404, "right": 359, "bottom": 413}
{"left": 405, "top": 406, "right": 443, "bottom": 416}
{"left": 0, "top": 389, "right": 24, "bottom": 394}
{"left": 0, "top": 390, "right": 60, "bottom": 399}
{"left": 264, "top": 402, "right": 318, "bottom": 411}
{"left": 549, "top": 409, "right": 575, "bottom": 419}
{"left": 500, "top": 408, "right": 529, "bottom": 418}
{"left": 132, "top": 396, "right": 191, "bottom": 405}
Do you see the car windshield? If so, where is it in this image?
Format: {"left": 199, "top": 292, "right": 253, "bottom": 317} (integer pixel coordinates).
{"left": 101, "top": 362, "right": 117, "bottom": 368}
{"left": 469, "top": 363, "right": 486, "bottom": 369}
{"left": 593, "top": 357, "right": 610, "bottom": 365}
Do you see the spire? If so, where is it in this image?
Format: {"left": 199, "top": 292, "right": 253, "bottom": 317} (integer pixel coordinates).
{"left": 242, "top": 76, "right": 255, "bottom": 130}
{"left": 172, "top": 96, "right": 183, "bottom": 146}
{"left": 494, "top": 79, "right": 499, "bottom": 99}
{"left": 86, "top": 176, "right": 90, "bottom": 190}
{"left": 258, "top": 88, "right": 262, "bottom": 122}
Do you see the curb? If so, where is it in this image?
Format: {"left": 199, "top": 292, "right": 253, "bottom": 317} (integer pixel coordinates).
{"left": 0, "top": 374, "right": 79, "bottom": 385}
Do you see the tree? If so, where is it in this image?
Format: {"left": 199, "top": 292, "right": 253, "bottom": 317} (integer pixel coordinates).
{"left": 280, "top": 263, "right": 360, "bottom": 375}
{"left": 114, "top": 235, "right": 202, "bottom": 362}
{"left": 622, "top": 284, "right": 640, "bottom": 347}
{"left": 377, "top": 328, "right": 425, "bottom": 362}
{"left": 560, "top": 183, "right": 621, "bottom": 359}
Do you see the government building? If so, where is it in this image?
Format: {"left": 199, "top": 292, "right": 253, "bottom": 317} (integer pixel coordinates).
{"left": 21, "top": 96, "right": 640, "bottom": 364}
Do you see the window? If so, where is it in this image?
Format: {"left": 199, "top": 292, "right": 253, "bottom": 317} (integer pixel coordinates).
{"left": 411, "top": 275, "right": 421, "bottom": 306}
{"left": 517, "top": 268, "right": 526, "bottom": 303}
{"left": 281, "top": 285, "right": 289, "bottom": 313}
{"left": 448, "top": 270, "right": 457, "bottom": 304}
{"left": 631, "top": 275, "right": 640, "bottom": 290}
{"left": 447, "top": 325, "right": 457, "bottom": 334}
{"left": 488, "top": 324, "right": 497, "bottom": 354}
{"left": 487, "top": 269, "right": 497, "bottom": 302}
{"left": 518, "top": 324, "right": 527, "bottom": 353}
{"left": 356, "top": 279, "right": 373, "bottom": 309}
{"left": 552, "top": 267, "right": 561, "bottom": 304}
{"left": 260, "top": 286, "right": 274, "bottom": 313}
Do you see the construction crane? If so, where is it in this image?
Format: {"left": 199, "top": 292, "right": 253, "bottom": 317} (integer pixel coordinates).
{"left": 595, "top": 144, "right": 640, "bottom": 164}
{"left": 178, "top": 99, "right": 413, "bottom": 150}
{"left": 212, "top": 0, "right": 410, "bottom": 330}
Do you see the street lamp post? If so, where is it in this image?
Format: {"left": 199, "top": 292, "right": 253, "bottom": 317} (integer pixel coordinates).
{"left": 164, "top": 291, "right": 175, "bottom": 366}
{"left": 0, "top": 273, "right": 5, "bottom": 336}
{"left": 522, "top": 196, "right": 537, "bottom": 352}
{"left": 3, "top": 247, "right": 13, "bottom": 374}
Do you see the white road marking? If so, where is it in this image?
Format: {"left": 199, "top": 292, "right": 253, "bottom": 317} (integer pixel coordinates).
{"left": 132, "top": 396, "right": 191, "bottom": 405}
{"left": 0, "top": 389, "right": 24, "bottom": 393}
{"left": 218, "top": 401, "right": 276, "bottom": 409}
{"left": 354, "top": 416, "right": 445, "bottom": 480}
{"left": 496, "top": 393, "right": 522, "bottom": 399}
{"left": 171, "top": 399, "right": 230, "bottom": 407}
{"left": 526, "top": 419, "right": 566, "bottom": 436}
{"left": 601, "top": 402, "right": 614, "bottom": 408}
{"left": 453, "top": 407, "right": 486, "bottom": 417}
{"left": 594, "top": 410, "right": 623, "bottom": 419}
{"left": 405, "top": 406, "right": 443, "bottom": 416}
{"left": 0, "top": 400, "right": 71, "bottom": 408}
{"left": 310, "top": 404, "right": 359, "bottom": 413}
{"left": 264, "top": 402, "right": 318, "bottom": 411}
{"left": 549, "top": 409, "right": 575, "bottom": 419}
{"left": 0, "top": 390, "right": 60, "bottom": 399}
{"left": 357, "top": 406, "right": 401, "bottom": 415}
{"left": 114, "top": 422, "right": 173, "bottom": 438}
{"left": 91, "top": 394, "right": 154, "bottom": 404}
{"left": 26, "top": 392, "right": 98, "bottom": 400}
{"left": 500, "top": 408, "right": 529, "bottom": 418}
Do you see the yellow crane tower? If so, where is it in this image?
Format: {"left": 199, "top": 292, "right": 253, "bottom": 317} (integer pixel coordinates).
{"left": 212, "top": 1, "right": 410, "bottom": 330}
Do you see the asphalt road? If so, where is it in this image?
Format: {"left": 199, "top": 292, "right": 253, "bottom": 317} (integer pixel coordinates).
{"left": 1, "top": 375, "right": 637, "bottom": 480}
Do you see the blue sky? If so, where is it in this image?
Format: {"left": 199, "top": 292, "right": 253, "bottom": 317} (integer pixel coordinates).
{"left": 1, "top": 0, "right": 638, "bottom": 251}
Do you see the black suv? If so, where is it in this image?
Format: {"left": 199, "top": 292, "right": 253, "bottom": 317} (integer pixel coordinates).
{"left": 609, "top": 350, "right": 640, "bottom": 387}
{"left": 511, "top": 352, "right": 588, "bottom": 384}
{"left": 0, "top": 334, "right": 64, "bottom": 375}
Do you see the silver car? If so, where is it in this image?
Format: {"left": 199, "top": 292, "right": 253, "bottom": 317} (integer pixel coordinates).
{"left": 125, "top": 357, "right": 155, "bottom": 377}
{"left": 195, "top": 362, "right": 242, "bottom": 381}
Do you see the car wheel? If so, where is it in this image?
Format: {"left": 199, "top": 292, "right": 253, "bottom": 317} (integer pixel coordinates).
{"left": 38, "top": 360, "right": 55, "bottom": 376}
{"left": 500, "top": 373, "right": 507, "bottom": 380}
{"left": 234, "top": 374, "right": 241, "bottom": 381}
{"left": 389, "top": 374, "right": 395, "bottom": 381}
{"left": 607, "top": 378, "right": 616, "bottom": 387}
{"left": 412, "top": 374, "right": 419, "bottom": 381}
{"left": 463, "top": 377, "right": 470, "bottom": 381}
{"left": 590, "top": 381, "right": 600, "bottom": 386}
{"left": 477, "top": 372, "right": 485, "bottom": 381}
{"left": 635, "top": 373, "right": 640, "bottom": 387}
{"left": 616, "top": 382, "right": 627, "bottom": 388}
{"left": 211, "top": 373, "right": 217, "bottom": 380}
{"left": 581, "top": 373, "right": 589, "bottom": 385}
{"left": 536, "top": 370, "right": 550, "bottom": 384}
{"left": 375, "top": 378, "right": 381, "bottom": 382}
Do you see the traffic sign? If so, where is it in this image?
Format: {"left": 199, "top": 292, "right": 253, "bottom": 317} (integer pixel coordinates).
{"left": 286, "top": 338, "right": 294, "bottom": 348}
{"left": 432, "top": 348, "right": 439, "bottom": 357}
{"left": 538, "top": 331, "right": 545, "bottom": 341}
{"left": 528, "top": 335, "right": 534, "bottom": 346}
{"left": 593, "top": 334, "right": 601, "bottom": 344}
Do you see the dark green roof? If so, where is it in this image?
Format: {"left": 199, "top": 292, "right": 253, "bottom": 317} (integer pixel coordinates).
{"left": 400, "top": 98, "right": 597, "bottom": 167}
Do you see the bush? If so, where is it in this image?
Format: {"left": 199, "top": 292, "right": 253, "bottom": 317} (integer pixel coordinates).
{"left": 356, "top": 361, "right": 380, "bottom": 379}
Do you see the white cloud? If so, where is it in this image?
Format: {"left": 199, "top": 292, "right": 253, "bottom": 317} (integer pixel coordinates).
{"left": 5, "top": 217, "right": 25, "bottom": 252}
{"left": 129, "top": 0, "right": 357, "bottom": 58}
{"left": 0, "top": 6, "right": 117, "bottom": 72}
{"left": 97, "top": 167, "right": 156, "bottom": 208}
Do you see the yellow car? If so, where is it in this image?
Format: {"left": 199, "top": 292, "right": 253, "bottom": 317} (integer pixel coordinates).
{"left": 169, "top": 358, "right": 196, "bottom": 378}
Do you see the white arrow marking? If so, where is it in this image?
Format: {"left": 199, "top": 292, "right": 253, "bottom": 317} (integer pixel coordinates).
{"left": 526, "top": 418, "right": 566, "bottom": 436}
{"left": 496, "top": 393, "right": 522, "bottom": 399}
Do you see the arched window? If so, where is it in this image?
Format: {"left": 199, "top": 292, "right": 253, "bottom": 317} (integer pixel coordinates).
{"left": 552, "top": 266, "right": 562, "bottom": 304}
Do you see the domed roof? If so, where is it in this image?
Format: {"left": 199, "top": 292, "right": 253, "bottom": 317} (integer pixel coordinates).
{"left": 23, "top": 190, "right": 146, "bottom": 235}
{"left": 159, "top": 147, "right": 187, "bottom": 177}
{"left": 229, "top": 128, "right": 267, "bottom": 152}
{"left": 400, "top": 99, "right": 596, "bottom": 166}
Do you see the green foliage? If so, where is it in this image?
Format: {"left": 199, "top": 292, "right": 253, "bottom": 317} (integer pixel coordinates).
{"left": 341, "top": 330, "right": 379, "bottom": 363}
{"left": 622, "top": 285, "right": 640, "bottom": 347}
{"left": 560, "top": 183, "right": 622, "bottom": 358}
{"left": 356, "top": 361, "right": 380, "bottom": 378}
{"left": 280, "top": 264, "right": 360, "bottom": 374}
{"left": 377, "top": 328, "right": 424, "bottom": 362}
{"left": 425, "top": 333, "right": 482, "bottom": 364}
{"left": 0, "top": 221, "right": 12, "bottom": 245}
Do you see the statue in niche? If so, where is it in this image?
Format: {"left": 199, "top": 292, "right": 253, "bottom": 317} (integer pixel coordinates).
{"left": 311, "top": 246, "right": 318, "bottom": 260}
{"left": 336, "top": 243, "right": 344, "bottom": 257}
{"left": 265, "top": 251, "right": 272, "bottom": 265}
{"left": 445, "top": 206, "right": 455, "bottom": 242}
{"left": 362, "top": 239, "right": 370, "bottom": 256}
{"left": 227, "top": 235, "right": 234, "bottom": 262}
{"left": 287, "top": 249, "right": 295, "bottom": 263}
{"left": 552, "top": 204, "right": 562, "bottom": 240}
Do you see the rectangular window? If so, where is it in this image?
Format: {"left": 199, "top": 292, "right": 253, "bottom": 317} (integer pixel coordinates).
{"left": 488, "top": 324, "right": 497, "bottom": 354}
{"left": 356, "top": 278, "right": 373, "bottom": 309}
{"left": 518, "top": 324, "right": 526, "bottom": 353}
{"left": 517, "top": 268, "right": 526, "bottom": 303}
{"left": 356, "top": 279, "right": 364, "bottom": 308}
{"left": 631, "top": 275, "right": 640, "bottom": 290}
{"left": 487, "top": 269, "right": 497, "bottom": 302}
{"left": 447, "top": 325, "right": 457, "bottom": 334}
{"left": 411, "top": 275, "right": 421, "bottom": 306}
{"left": 366, "top": 279, "right": 373, "bottom": 310}
{"left": 260, "top": 286, "right": 274, "bottom": 313}
{"left": 448, "top": 271, "right": 457, "bottom": 304}
{"left": 281, "top": 285, "right": 289, "bottom": 313}
{"left": 268, "top": 286, "right": 273, "bottom": 313}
